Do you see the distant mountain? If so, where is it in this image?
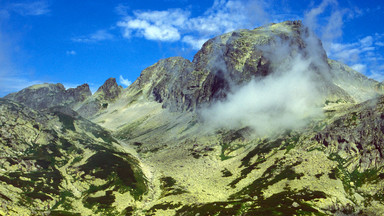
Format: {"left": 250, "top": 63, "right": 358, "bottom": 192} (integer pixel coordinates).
{"left": 4, "top": 83, "right": 91, "bottom": 110}
{"left": 1, "top": 20, "right": 384, "bottom": 215}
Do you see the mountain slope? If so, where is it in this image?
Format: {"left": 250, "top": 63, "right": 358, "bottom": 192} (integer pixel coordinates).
{"left": 0, "top": 99, "right": 147, "bottom": 215}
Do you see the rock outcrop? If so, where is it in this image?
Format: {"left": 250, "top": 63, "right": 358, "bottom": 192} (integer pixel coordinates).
{"left": 315, "top": 95, "right": 384, "bottom": 170}
{"left": 77, "top": 78, "right": 123, "bottom": 117}
{"left": 4, "top": 83, "right": 91, "bottom": 110}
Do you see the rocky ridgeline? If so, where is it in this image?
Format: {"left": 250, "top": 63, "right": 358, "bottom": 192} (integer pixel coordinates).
{"left": 126, "top": 20, "right": 380, "bottom": 112}
{"left": 4, "top": 78, "right": 123, "bottom": 118}
{"left": 77, "top": 78, "right": 123, "bottom": 117}
{"left": 4, "top": 83, "right": 91, "bottom": 110}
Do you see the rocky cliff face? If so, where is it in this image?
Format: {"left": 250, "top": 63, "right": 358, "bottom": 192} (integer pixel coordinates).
{"left": 4, "top": 83, "right": 91, "bottom": 110}
{"left": 315, "top": 96, "right": 384, "bottom": 170}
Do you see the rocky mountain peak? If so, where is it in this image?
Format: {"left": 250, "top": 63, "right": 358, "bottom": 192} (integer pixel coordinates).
{"left": 125, "top": 20, "right": 359, "bottom": 112}
{"left": 4, "top": 83, "right": 92, "bottom": 110}
{"left": 95, "top": 77, "right": 122, "bottom": 101}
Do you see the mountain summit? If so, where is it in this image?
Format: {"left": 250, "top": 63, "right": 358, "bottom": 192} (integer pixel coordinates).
{"left": 1, "top": 21, "right": 384, "bottom": 215}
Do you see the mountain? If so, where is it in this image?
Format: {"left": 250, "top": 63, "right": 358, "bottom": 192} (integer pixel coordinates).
{"left": 4, "top": 83, "right": 92, "bottom": 110}
{"left": 1, "top": 20, "right": 384, "bottom": 215}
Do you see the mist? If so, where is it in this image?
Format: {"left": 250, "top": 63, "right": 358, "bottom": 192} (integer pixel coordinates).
{"left": 200, "top": 27, "right": 327, "bottom": 136}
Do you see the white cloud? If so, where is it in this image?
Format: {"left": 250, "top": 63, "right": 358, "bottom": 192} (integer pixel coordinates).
{"left": 327, "top": 34, "right": 384, "bottom": 80}
{"left": 66, "top": 50, "right": 76, "bottom": 55}
{"left": 117, "top": 9, "right": 188, "bottom": 41}
{"left": 303, "top": 0, "right": 338, "bottom": 31}
{"left": 117, "top": 0, "right": 266, "bottom": 48}
{"left": 73, "top": 30, "right": 114, "bottom": 43}
{"left": 351, "top": 64, "right": 367, "bottom": 74}
{"left": 119, "top": 75, "right": 132, "bottom": 87}
{"left": 10, "top": 1, "right": 50, "bottom": 16}
{"left": 0, "top": 75, "right": 43, "bottom": 96}
{"left": 200, "top": 33, "right": 325, "bottom": 135}
{"left": 368, "top": 71, "right": 384, "bottom": 82}
{"left": 115, "top": 3, "right": 129, "bottom": 16}
{"left": 360, "top": 36, "right": 373, "bottom": 47}
{"left": 182, "top": 36, "right": 209, "bottom": 50}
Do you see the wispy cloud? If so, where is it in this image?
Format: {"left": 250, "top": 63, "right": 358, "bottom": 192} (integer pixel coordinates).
{"left": 301, "top": 0, "right": 384, "bottom": 80}
{"left": 327, "top": 35, "right": 384, "bottom": 80}
{"left": 66, "top": 50, "right": 76, "bottom": 55}
{"left": 9, "top": 1, "right": 50, "bottom": 16}
{"left": 0, "top": 76, "right": 43, "bottom": 96}
{"left": 119, "top": 75, "right": 132, "bottom": 87}
{"left": 0, "top": 1, "right": 51, "bottom": 96}
{"left": 73, "top": 30, "right": 114, "bottom": 43}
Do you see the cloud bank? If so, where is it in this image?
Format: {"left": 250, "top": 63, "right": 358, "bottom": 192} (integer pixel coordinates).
{"left": 200, "top": 28, "right": 325, "bottom": 135}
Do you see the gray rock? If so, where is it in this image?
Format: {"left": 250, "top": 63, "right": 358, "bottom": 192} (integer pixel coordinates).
{"left": 76, "top": 77, "right": 123, "bottom": 117}
{"left": 4, "top": 83, "right": 91, "bottom": 110}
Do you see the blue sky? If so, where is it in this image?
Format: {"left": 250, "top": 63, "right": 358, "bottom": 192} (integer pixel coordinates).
{"left": 0, "top": 0, "right": 383, "bottom": 96}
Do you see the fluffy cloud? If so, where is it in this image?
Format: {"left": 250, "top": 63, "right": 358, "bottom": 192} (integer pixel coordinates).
{"left": 119, "top": 75, "right": 132, "bottom": 87}
{"left": 117, "top": 9, "right": 188, "bottom": 42}
{"left": 117, "top": 0, "right": 265, "bottom": 49}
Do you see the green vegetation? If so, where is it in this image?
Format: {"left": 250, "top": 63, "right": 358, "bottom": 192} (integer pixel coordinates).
{"left": 221, "top": 168, "right": 233, "bottom": 177}
{"left": 79, "top": 151, "right": 147, "bottom": 200}
{"left": 55, "top": 112, "right": 76, "bottom": 131}
{"left": 146, "top": 202, "right": 182, "bottom": 215}
{"left": 84, "top": 190, "right": 116, "bottom": 211}
{"left": 160, "top": 176, "right": 188, "bottom": 197}
{"left": 328, "top": 152, "right": 384, "bottom": 205}
{"left": 50, "top": 211, "right": 81, "bottom": 216}
{"left": 176, "top": 186, "right": 327, "bottom": 216}
{"left": 52, "top": 190, "right": 75, "bottom": 210}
